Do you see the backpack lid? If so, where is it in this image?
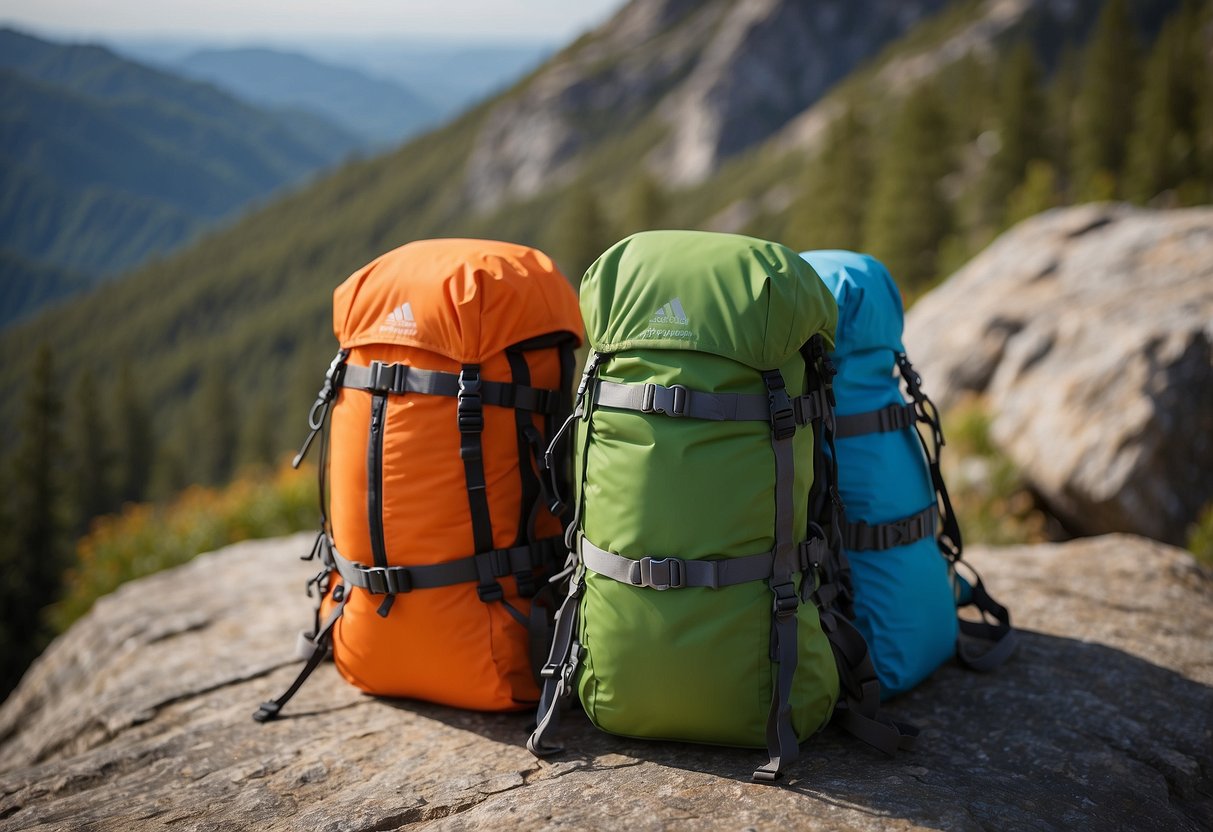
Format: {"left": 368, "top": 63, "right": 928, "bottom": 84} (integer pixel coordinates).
{"left": 583, "top": 230, "right": 837, "bottom": 369}
{"left": 333, "top": 238, "right": 583, "bottom": 361}
{"left": 799, "top": 250, "right": 904, "bottom": 356}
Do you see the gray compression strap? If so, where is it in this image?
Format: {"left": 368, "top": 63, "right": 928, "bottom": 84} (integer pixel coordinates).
{"left": 595, "top": 380, "right": 825, "bottom": 425}
{"left": 580, "top": 537, "right": 781, "bottom": 590}
{"left": 834, "top": 402, "right": 918, "bottom": 439}
{"left": 842, "top": 505, "right": 937, "bottom": 552}
{"left": 527, "top": 562, "right": 584, "bottom": 757}
{"left": 754, "top": 369, "right": 801, "bottom": 783}
{"left": 329, "top": 538, "right": 558, "bottom": 595}
{"left": 341, "top": 362, "right": 560, "bottom": 414}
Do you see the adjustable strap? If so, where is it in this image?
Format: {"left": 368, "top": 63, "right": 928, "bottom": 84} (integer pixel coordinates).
{"left": 595, "top": 380, "right": 825, "bottom": 426}
{"left": 506, "top": 349, "right": 543, "bottom": 565}
{"left": 954, "top": 561, "right": 1018, "bottom": 671}
{"left": 580, "top": 535, "right": 825, "bottom": 591}
{"left": 841, "top": 504, "right": 938, "bottom": 552}
{"left": 527, "top": 561, "right": 584, "bottom": 757}
{"left": 329, "top": 538, "right": 559, "bottom": 596}
{"left": 456, "top": 365, "right": 494, "bottom": 560}
{"left": 340, "top": 362, "right": 560, "bottom": 414}
{"left": 754, "top": 369, "right": 801, "bottom": 783}
{"left": 834, "top": 402, "right": 917, "bottom": 439}
{"left": 253, "top": 584, "right": 350, "bottom": 723}
{"left": 820, "top": 609, "right": 918, "bottom": 754}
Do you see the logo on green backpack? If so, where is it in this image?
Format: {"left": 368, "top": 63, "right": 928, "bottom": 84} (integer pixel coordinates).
{"left": 644, "top": 297, "right": 694, "bottom": 339}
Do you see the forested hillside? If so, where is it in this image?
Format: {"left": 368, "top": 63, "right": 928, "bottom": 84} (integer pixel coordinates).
{"left": 0, "top": 28, "right": 362, "bottom": 319}
{"left": 2, "top": 0, "right": 1206, "bottom": 491}
{"left": 1, "top": 0, "right": 1210, "bottom": 696}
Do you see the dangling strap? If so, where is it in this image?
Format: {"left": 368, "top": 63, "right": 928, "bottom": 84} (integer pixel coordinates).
{"left": 253, "top": 583, "right": 350, "bottom": 723}
{"left": 895, "top": 352, "right": 1016, "bottom": 670}
{"left": 527, "top": 557, "right": 584, "bottom": 757}
{"left": 819, "top": 609, "right": 918, "bottom": 753}
{"left": 753, "top": 369, "right": 801, "bottom": 783}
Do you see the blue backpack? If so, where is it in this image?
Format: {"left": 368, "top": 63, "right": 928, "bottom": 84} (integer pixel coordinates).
{"left": 801, "top": 250, "right": 1016, "bottom": 697}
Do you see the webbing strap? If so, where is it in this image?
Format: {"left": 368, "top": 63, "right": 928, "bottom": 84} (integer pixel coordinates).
{"left": 842, "top": 504, "right": 937, "bottom": 552}
{"left": 834, "top": 402, "right": 918, "bottom": 439}
{"left": 527, "top": 564, "right": 584, "bottom": 757}
{"left": 329, "top": 538, "right": 559, "bottom": 595}
{"left": 820, "top": 610, "right": 918, "bottom": 754}
{"left": 506, "top": 349, "right": 542, "bottom": 557}
{"left": 595, "top": 380, "right": 825, "bottom": 426}
{"left": 955, "top": 562, "right": 1018, "bottom": 671}
{"left": 754, "top": 369, "right": 801, "bottom": 783}
{"left": 252, "top": 587, "right": 349, "bottom": 723}
{"left": 340, "top": 362, "right": 560, "bottom": 414}
{"left": 579, "top": 535, "right": 829, "bottom": 591}
{"left": 456, "top": 365, "right": 494, "bottom": 560}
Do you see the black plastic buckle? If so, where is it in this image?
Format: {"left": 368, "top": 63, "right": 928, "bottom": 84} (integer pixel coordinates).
{"left": 458, "top": 367, "right": 484, "bottom": 433}
{"left": 368, "top": 360, "right": 406, "bottom": 394}
{"left": 364, "top": 566, "right": 412, "bottom": 595}
{"left": 640, "top": 383, "right": 688, "bottom": 417}
{"left": 764, "top": 374, "right": 796, "bottom": 440}
{"left": 477, "top": 582, "right": 504, "bottom": 602}
{"left": 628, "top": 556, "right": 685, "bottom": 590}
{"left": 771, "top": 581, "right": 799, "bottom": 618}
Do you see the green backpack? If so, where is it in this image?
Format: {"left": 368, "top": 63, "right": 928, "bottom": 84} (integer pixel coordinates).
{"left": 527, "top": 231, "right": 915, "bottom": 781}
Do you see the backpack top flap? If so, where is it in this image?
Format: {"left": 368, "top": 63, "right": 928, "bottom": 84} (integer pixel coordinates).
{"left": 583, "top": 230, "right": 837, "bottom": 368}
{"left": 799, "top": 250, "right": 904, "bottom": 357}
{"left": 332, "top": 238, "right": 583, "bottom": 361}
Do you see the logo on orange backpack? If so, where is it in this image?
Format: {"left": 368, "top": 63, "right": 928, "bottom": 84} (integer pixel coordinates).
{"left": 381, "top": 302, "right": 417, "bottom": 336}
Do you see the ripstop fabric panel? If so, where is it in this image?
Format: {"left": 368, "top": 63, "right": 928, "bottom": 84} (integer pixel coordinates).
{"left": 323, "top": 239, "right": 582, "bottom": 711}
{"left": 801, "top": 250, "right": 957, "bottom": 697}
{"left": 573, "top": 231, "right": 840, "bottom": 747}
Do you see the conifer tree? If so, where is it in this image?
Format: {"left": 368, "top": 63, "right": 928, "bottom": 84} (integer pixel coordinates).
{"left": 863, "top": 85, "right": 953, "bottom": 292}
{"left": 196, "top": 366, "right": 238, "bottom": 485}
{"left": 549, "top": 187, "right": 615, "bottom": 285}
{"left": 66, "top": 370, "right": 115, "bottom": 534}
{"left": 1071, "top": 0, "right": 1139, "bottom": 200}
{"left": 1045, "top": 44, "right": 1081, "bottom": 197}
{"left": 1125, "top": 3, "right": 1204, "bottom": 204}
{"left": 1, "top": 345, "right": 69, "bottom": 697}
{"left": 792, "top": 106, "right": 872, "bottom": 251}
{"left": 623, "top": 173, "right": 667, "bottom": 235}
{"left": 980, "top": 40, "right": 1045, "bottom": 229}
{"left": 241, "top": 394, "right": 280, "bottom": 470}
{"left": 114, "top": 364, "right": 153, "bottom": 506}
{"left": 1006, "top": 160, "right": 1062, "bottom": 227}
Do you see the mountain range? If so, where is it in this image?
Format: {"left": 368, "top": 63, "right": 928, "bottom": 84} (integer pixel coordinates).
{"left": 0, "top": 0, "right": 1204, "bottom": 488}
{"left": 0, "top": 27, "right": 363, "bottom": 324}
{"left": 170, "top": 47, "right": 441, "bottom": 147}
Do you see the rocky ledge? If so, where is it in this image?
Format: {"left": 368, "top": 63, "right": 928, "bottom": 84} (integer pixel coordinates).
{"left": 1, "top": 532, "right": 1210, "bottom": 831}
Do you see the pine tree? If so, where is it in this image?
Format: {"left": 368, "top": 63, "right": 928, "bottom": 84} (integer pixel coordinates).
{"left": 863, "top": 85, "right": 954, "bottom": 292}
{"left": 622, "top": 173, "right": 667, "bottom": 235}
{"left": 548, "top": 187, "right": 616, "bottom": 285}
{"left": 241, "top": 393, "right": 280, "bottom": 471}
{"left": 66, "top": 371, "right": 115, "bottom": 534}
{"left": 1006, "top": 160, "right": 1062, "bottom": 226}
{"left": 1124, "top": 3, "right": 1204, "bottom": 204}
{"left": 980, "top": 40, "right": 1045, "bottom": 230}
{"left": 1, "top": 345, "right": 70, "bottom": 697}
{"left": 1071, "top": 0, "right": 1139, "bottom": 201}
{"left": 195, "top": 367, "right": 238, "bottom": 485}
{"left": 1045, "top": 44, "right": 1081, "bottom": 198}
{"left": 114, "top": 364, "right": 153, "bottom": 506}
{"left": 791, "top": 106, "right": 872, "bottom": 251}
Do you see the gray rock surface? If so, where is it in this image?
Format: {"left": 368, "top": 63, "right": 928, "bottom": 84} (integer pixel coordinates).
{"left": 2, "top": 532, "right": 1211, "bottom": 831}
{"left": 904, "top": 204, "right": 1213, "bottom": 545}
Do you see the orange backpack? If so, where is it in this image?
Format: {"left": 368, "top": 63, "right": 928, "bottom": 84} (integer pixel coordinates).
{"left": 254, "top": 239, "right": 582, "bottom": 720}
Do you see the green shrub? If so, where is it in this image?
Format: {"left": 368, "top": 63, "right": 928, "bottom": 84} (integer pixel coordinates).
{"left": 48, "top": 462, "right": 317, "bottom": 633}
{"left": 1187, "top": 503, "right": 1213, "bottom": 568}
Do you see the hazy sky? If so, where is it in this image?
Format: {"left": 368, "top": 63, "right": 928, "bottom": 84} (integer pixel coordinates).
{"left": 0, "top": 0, "right": 626, "bottom": 42}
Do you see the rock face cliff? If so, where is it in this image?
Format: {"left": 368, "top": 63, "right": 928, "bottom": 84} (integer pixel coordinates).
{"left": 904, "top": 204, "right": 1213, "bottom": 546}
{"left": 463, "top": 0, "right": 953, "bottom": 208}
{"left": 1, "top": 533, "right": 1210, "bottom": 831}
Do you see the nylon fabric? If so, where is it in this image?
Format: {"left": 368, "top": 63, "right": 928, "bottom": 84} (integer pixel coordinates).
{"left": 802, "top": 250, "right": 959, "bottom": 697}
{"left": 570, "top": 232, "right": 840, "bottom": 753}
